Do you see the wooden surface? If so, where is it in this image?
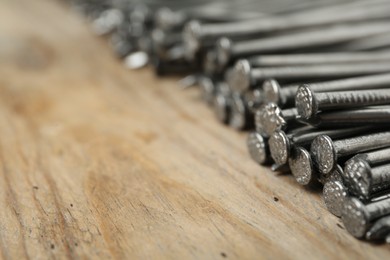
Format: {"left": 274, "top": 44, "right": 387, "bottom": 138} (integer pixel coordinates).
{"left": 0, "top": 0, "right": 389, "bottom": 259}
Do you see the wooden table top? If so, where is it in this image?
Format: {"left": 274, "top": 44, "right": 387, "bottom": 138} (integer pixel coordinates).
{"left": 0, "top": 0, "right": 389, "bottom": 259}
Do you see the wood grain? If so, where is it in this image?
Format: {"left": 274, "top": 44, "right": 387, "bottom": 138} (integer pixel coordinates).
{"left": 0, "top": 0, "right": 389, "bottom": 259}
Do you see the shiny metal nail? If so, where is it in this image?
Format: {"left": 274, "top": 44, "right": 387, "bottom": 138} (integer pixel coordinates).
{"left": 336, "top": 32, "right": 390, "bottom": 52}
{"left": 263, "top": 73, "right": 390, "bottom": 108}
{"left": 323, "top": 178, "right": 390, "bottom": 217}
{"left": 230, "top": 59, "right": 390, "bottom": 93}
{"left": 366, "top": 215, "right": 390, "bottom": 242}
{"left": 92, "top": 8, "right": 124, "bottom": 36}
{"left": 296, "top": 87, "right": 390, "bottom": 120}
{"left": 248, "top": 51, "right": 390, "bottom": 68}
{"left": 213, "top": 82, "right": 232, "bottom": 124}
{"left": 304, "top": 106, "right": 390, "bottom": 127}
{"left": 345, "top": 160, "right": 390, "bottom": 201}
{"left": 247, "top": 131, "right": 270, "bottom": 165}
{"left": 270, "top": 126, "right": 369, "bottom": 168}
{"left": 311, "top": 131, "right": 390, "bottom": 176}
{"left": 289, "top": 147, "right": 317, "bottom": 186}
{"left": 183, "top": 0, "right": 390, "bottom": 60}
{"left": 323, "top": 180, "right": 349, "bottom": 217}
{"left": 216, "top": 22, "right": 390, "bottom": 69}
{"left": 199, "top": 77, "right": 216, "bottom": 105}
{"left": 343, "top": 147, "right": 390, "bottom": 188}
{"left": 342, "top": 196, "right": 390, "bottom": 238}
{"left": 255, "top": 103, "right": 299, "bottom": 137}
{"left": 229, "top": 93, "right": 253, "bottom": 130}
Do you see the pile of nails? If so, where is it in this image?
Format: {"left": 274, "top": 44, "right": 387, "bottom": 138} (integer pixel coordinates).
{"left": 72, "top": 0, "right": 390, "bottom": 243}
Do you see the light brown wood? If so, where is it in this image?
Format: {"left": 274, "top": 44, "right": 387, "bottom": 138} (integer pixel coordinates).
{"left": 0, "top": 0, "right": 389, "bottom": 259}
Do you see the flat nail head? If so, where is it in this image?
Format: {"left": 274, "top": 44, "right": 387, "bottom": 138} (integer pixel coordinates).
{"left": 155, "top": 7, "right": 175, "bottom": 30}
{"left": 214, "top": 94, "right": 230, "bottom": 123}
{"left": 296, "top": 85, "right": 318, "bottom": 120}
{"left": 263, "top": 79, "right": 282, "bottom": 105}
{"left": 199, "top": 77, "right": 215, "bottom": 105}
{"left": 269, "top": 131, "right": 290, "bottom": 166}
{"left": 183, "top": 20, "right": 201, "bottom": 60}
{"left": 255, "top": 103, "right": 286, "bottom": 137}
{"left": 217, "top": 37, "right": 232, "bottom": 68}
{"left": 289, "top": 147, "right": 314, "bottom": 186}
{"left": 344, "top": 158, "right": 372, "bottom": 199}
{"left": 319, "top": 164, "right": 344, "bottom": 185}
{"left": 247, "top": 132, "right": 268, "bottom": 165}
{"left": 229, "top": 94, "right": 246, "bottom": 130}
{"left": 203, "top": 51, "right": 217, "bottom": 75}
{"left": 233, "top": 59, "right": 251, "bottom": 93}
{"left": 342, "top": 197, "right": 370, "bottom": 238}
{"left": 323, "top": 180, "right": 348, "bottom": 217}
{"left": 311, "top": 135, "right": 337, "bottom": 175}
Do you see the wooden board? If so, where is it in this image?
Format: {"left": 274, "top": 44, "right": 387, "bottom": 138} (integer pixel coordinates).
{"left": 0, "top": 0, "right": 389, "bottom": 259}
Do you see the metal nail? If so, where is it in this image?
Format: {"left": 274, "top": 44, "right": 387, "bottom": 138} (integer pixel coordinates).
{"left": 151, "top": 29, "right": 183, "bottom": 58}
{"left": 231, "top": 59, "right": 390, "bottom": 93}
{"left": 154, "top": 7, "right": 188, "bottom": 31}
{"left": 198, "top": 77, "right": 216, "bottom": 105}
{"left": 216, "top": 22, "right": 390, "bottom": 69}
{"left": 342, "top": 147, "right": 390, "bottom": 188}
{"left": 213, "top": 82, "right": 232, "bottom": 124}
{"left": 264, "top": 73, "right": 390, "bottom": 108}
{"left": 296, "top": 87, "right": 390, "bottom": 120}
{"left": 203, "top": 50, "right": 219, "bottom": 76}
{"left": 182, "top": 0, "right": 390, "bottom": 60}
{"left": 335, "top": 32, "right": 390, "bottom": 52}
{"left": 254, "top": 103, "right": 299, "bottom": 137}
{"left": 323, "top": 180, "right": 348, "bottom": 217}
{"left": 344, "top": 160, "right": 390, "bottom": 201}
{"left": 243, "top": 89, "right": 264, "bottom": 113}
{"left": 270, "top": 126, "right": 370, "bottom": 168}
{"left": 303, "top": 106, "right": 390, "bottom": 127}
{"left": 342, "top": 196, "right": 390, "bottom": 238}
{"left": 123, "top": 51, "right": 149, "bottom": 69}
{"left": 247, "top": 131, "right": 270, "bottom": 165}
{"left": 311, "top": 131, "right": 390, "bottom": 176}
{"left": 248, "top": 51, "right": 390, "bottom": 68}
{"left": 92, "top": 8, "right": 124, "bottom": 36}
{"left": 289, "top": 147, "right": 317, "bottom": 186}
{"left": 324, "top": 178, "right": 390, "bottom": 218}
{"left": 178, "top": 74, "right": 201, "bottom": 89}
{"left": 348, "top": 147, "right": 390, "bottom": 167}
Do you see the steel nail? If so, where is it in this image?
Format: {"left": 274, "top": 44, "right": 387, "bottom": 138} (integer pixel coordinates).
{"left": 182, "top": 0, "right": 390, "bottom": 60}
{"left": 324, "top": 176, "right": 390, "bottom": 218}
{"left": 344, "top": 159, "right": 390, "bottom": 200}
{"left": 255, "top": 103, "right": 299, "bottom": 137}
{"left": 311, "top": 131, "right": 390, "bottom": 176}
{"left": 270, "top": 126, "right": 370, "bottom": 168}
{"left": 342, "top": 196, "right": 390, "bottom": 238}
{"left": 323, "top": 179, "right": 349, "bottom": 217}
{"left": 248, "top": 51, "right": 390, "bottom": 68}
{"left": 199, "top": 77, "right": 216, "bottom": 105}
{"left": 302, "top": 106, "right": 390, "bottom": 127}
{"left": 216, "top": 22, "right": 390, "bottom": 69}
{"left": 296, "top": 87, "right": 390, "bottom": 120}
{"left": 231, "top": 60, "right": 390, "bottom": 93}
{"left": 229, "top": 93, "right": 253, "bottom": 130}
{"left": 213, "top": 82, "right": 232, "bottom": 124}
{"left": 264, "top": 73, "right": 390, "bottom": 108}
{"left": 247, "top": 131, "right": 270, "bottom": 165}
